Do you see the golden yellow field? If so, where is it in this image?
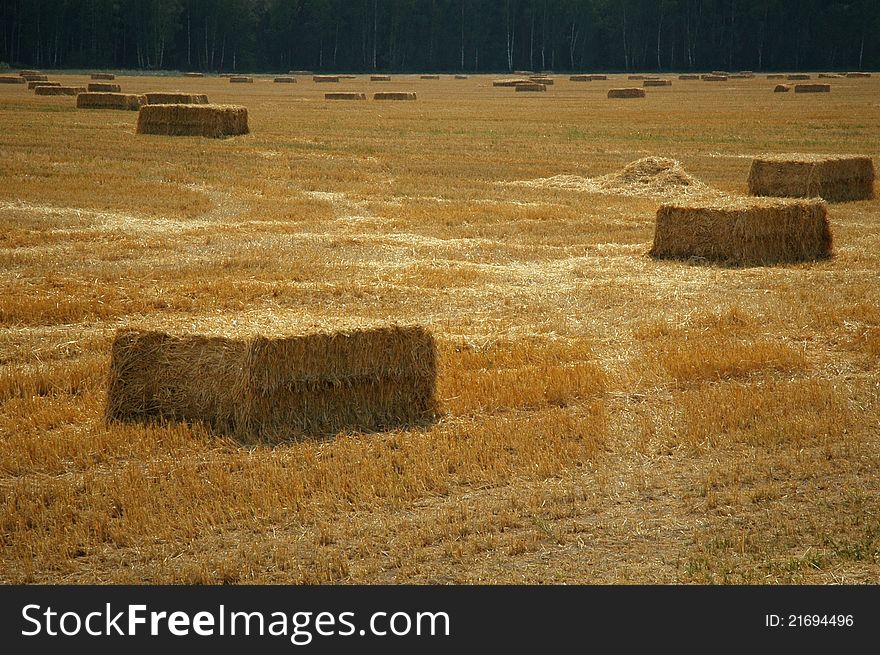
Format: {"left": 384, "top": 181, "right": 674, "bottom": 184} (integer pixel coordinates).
{"left": 1, "top": 72, "right": 878, "bottom": 583}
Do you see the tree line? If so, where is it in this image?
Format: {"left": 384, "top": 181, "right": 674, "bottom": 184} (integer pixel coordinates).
{"left": 1, "top": 1, "right": 878, "bottom": 73}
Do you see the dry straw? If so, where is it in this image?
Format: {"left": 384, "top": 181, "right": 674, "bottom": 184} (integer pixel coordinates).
{"left": 787, "top": 74, "right": 811, "bottom": 80}
{"left": 774, "top": 84, "right": 791, "bottom": 93}
{"left": 586, "top": 74, "right": 607, "bottom": 80}
{"left": 678, "top": 74, "right": 700, "bottom": 80}
{"left": 748, "top": 154, "right": 875, "bottom": 202}
{"left": 77, "top": 92, "right": 145, "bottom": 111}
{"left": 88, "top": 82, "right": 121, "bottom": 92}
{"left": 818, "top": 73, "right": 844, "bottom": 79}
{"left": 370, "top": 75, "right": 392, "bottom": 81}
{"left": 0, "top": 76, "right": 26, "bottom": 84}
{"left": 493, "top": 78, "right": 530, "bottom": 87}
{"left": 767, "top": 74, "right": 786, "bottom": 79}
{"left": 846, "top": 72, "right": 871, "bottom": 78}
{"left": 136, "top": 104, "right": 249, "bottom": 138}
{"left": 608, "top": 87, "right": 646, "bottom": 98}
{"left": 794, "top": 83, "right": 831, "bottom": 93}
{"left": 569, "top": 75, "right": 591, "bottom": 81}
{"left": 649, "top": 197, "right": 832, "bottom": 266}
{"left": 325, "top": 92, "right": 367, "bottom": 100}
{"left": 21, "top": 73, "right": 48, "bottom": 81}
{"left": 105, "top": 325, "right": 438, "bottom": 443}
{"left": 313, "top": 75, "right": 340, "bottom": 82}
{"left": 529, "top": 76, "right": 554, "bottom": 85}
{"left": 229, "top": 76, "right": 254, "bottom": 83}
{"left": 702, "top": 74, "right": 728, "bottom": 81}
{"left": 18, "top": 69, "right": 41, "bottom": 76}
{"left": 373, "top": 92, "right": 417, "bottom": 100}
{"left": 28, "top": 81, "right": 61, "bottom": 89}
{"left": 454, "top": 75, "right": 468, "bottom": 79}
{"left": 644, "top": 79, "right": 672, "bottom": 86}
{"left": 35, "top": 86, "right": 85, "bottom": 95}
{"left": 274, "top": 77, "right": 297, "bottom": 83}
{"left": 144, "top": 92, "right": 209, "bottom": 104}
{"left": 420, "top": 75, "right": 440, "bottom": 79}
{"left": 91, "top": 72, "right": 115, "bottom": 80}
{"left": 516, "top": 82, "right": 546, "bottom": 92}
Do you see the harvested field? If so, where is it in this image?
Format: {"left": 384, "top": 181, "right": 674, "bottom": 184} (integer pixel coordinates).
{"left": 515, "top": 83, "right": 546, "bottom": 92}
{"left": 77, "top": 92, "right": 145, "bottom": 111}
{"left": 608, "top": 87, "right": 646, "bottom": 98}
{"left": 748, "top": 154, "right": 875, "bottom": 202}
{"left": 2, "top": 71, "right": 879, "bottom": 586}
{"left": 136, "top": 103, "right": 249, "bottom": 138}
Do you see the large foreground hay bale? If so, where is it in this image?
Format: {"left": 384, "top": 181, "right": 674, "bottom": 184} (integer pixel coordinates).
{"left": 774, "top": 84, "right": 791, "bottom": 92}
{"left": 794, "top": 83, "right": 831, "bottom": 93}
{"left": 77, "top": 92, "right": 145, "bottom": 110}
{"left": 28, "top": 81, "right": 61, "bottom": 89}
{"left": 846, "top": 72, "right": 871, "bottom": 78}
{"left": 608, "top": 87, "right": 646, "bottom": 98}
{"left": 373, "top": 91, "right": 417, "bottom": 100}
{"left": 105, "top": 325, "right": 438, "bottom": 442}
{"left": 748, "top": 154, "right": 875, "bottom": 202}
{"left": 787, "top": 74, "right": 810, "bottom": 80}
{"left": 371, "top": 75, "right": 392, "bottom": 81}
{"left": 91, "top": 72, "right": 115, "bottom": 80}
{"left": 0, "top": 76, "right": 26, "bottom": 84}
{"left": 493, "top": 78, "right": 530, "bottom": 87}
{"left": 144, "top": 92, "right": 209, "bottom": 104}
{"left": 649, "top": 198, "right": 832, "bottom": 266}
{"left": 516, "top": 82, "right": 546, "bottom": 92}
{"left": 35, "top": 85, "right": 85, "bottom": 95}
{"left": 229, "top": 76, "right": 253, "bottom": 83}
{"left": 274, "top": 77, "right": 297, "bottom": 83}
{"left": 644, "top": 79, "right": 672, "bottom": 86}
{"left": 325, "top": 92, "right": 366, "bottom": 100}
{"left": 136, "top": 104, "right": 249, "bottom": 138}
{"left": 88, "top": 82, "right": 121, "bottom": 92}
{"left": 313, "top": 75, "right": 339, "bottom": 83}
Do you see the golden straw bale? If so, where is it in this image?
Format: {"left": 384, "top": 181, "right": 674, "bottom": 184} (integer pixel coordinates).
{"left": 794, "top": 83, "right": 831, "bottom": 93}
{"left": 34, "top": 85, "right": 86, "bottom": 95}
{"left": 184, "top": 72, "right": 204, "bottom": 77}
{"left": 136, "top": 104, "right": 249, "bottom": 138}
{"left": 229, "top": 76, "right": 253, "bottom": 83}
{"left": 774, "top": 84, "right": 791, "bottom": 92}
{"left": 586, "top": 74, "right": 607, "bottom": 80}
{"left": 289, "top": 70, "right": 313, "bottom": 75}
{"left": 29, "top": 81, "right": 61, "bottom": 89}
{"left": 492, "top": 78, "right": 530, "bottom": 87}
{"left": 607, "top": 87, "right": 646, "bottom": 98}
{"left": 569, "top": 75, "right": 591, "bottom": 81}
{"left": 529, "top": 76, "right": 554, "bottom": 84}
{"left": 703, "top": 74, "right": 728, "bottom": 81}
{"left": 649, "top": 197, "right": 832, "bottom": 266}
{"left": 18, "top": 69, "right": 41, "bottom": 76}
{"left": 644, "top": 79, "right": 672, "bottom": 86}
{"left": 748, "top": 154, "right": 874, "bottom": 202}
{"left": 273, "top": 77, "right": 297, "bottom": 83}
{"left": 325, "top": 92, "right": 367, "bottom": 100}
{"left": 767, "top": 74, "right": 786, "bottom": 79}
{"left": 454, "top": 74, "right": 468, "bottom": 79}
{"left": 88, "top": 82, "right": 121, "bottom": 92}
{"left": 0, "top": 76, "right": 26, "bottom": 84}
{"left": 678, "top": 74, "right": 700, "bottom": 80}
{"left": 787, "top": 74, "right": 810, "bottom": 80}
{"left": 144, "top": 92, "right": 209, "bottom": 104}
{"left": 515, "top": 82, "right": 546, "bottom": 92}
{"left": 420, "top": 75, "right": 440, "bottom": 79}
{"left": 818, "top": 73, "right": 844, "bottom": 79}
{"left": 91, "top": 72, "right": 115, "bottom": 80}
{"left": 370, "top": 75, "right": 392, "bottom": 81}
{"left": 846, "top": 72, "right": 871, "bottom": 78}
{"left": 105, "top": 325, "right": 438, "bottom": 442}
{"left": 373, "top": 92, "right": 417, "bottom": 100}
{"left": 20, "top": 73, "right": 48, "bottom": 81}
{"left": 628, "top": 75, "right": 647, "bottom": 80}
{"left": 77, "top": 92, "right": 145, "bottom": 110}
{"left": 313, "top": 75, "right": 340, "bottom": 82}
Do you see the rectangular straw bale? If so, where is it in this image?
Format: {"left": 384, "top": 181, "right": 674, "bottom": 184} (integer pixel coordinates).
{"left": 21, "top": 74, "right": 48, "bottom": 81}
{"left": 136, "top": 104, "right": 249, "bottom": 138}
{"left": 184, "top": 72, "right": 205, "bottom": 77}
{"left": 77, "top": 92, "right": 145, "bottom": 110}
{"left": 229, "top": 76, "right": 253, "bottom": 83}
{"left": 373, "top": 92, "right": 417, "bottom": 100}
{"left": 420, "top": 75, "right": 440, "bottom": 79}
{"left": 515, "top": 82, "right": 546, "bottom": 92}
{"left": 0, "top": 76, "right": 26, "bottom": 84}
{"left": 274, "top": 77, "right": 297, "bottom": 83}
{"left": 787, "top": 74, "right": 810, "bottom": 80}
{"left": 105, "top": 325, "right": 438, "bottom": 442}
{"left": 794, "top": 83, "right": 831, "bottom": 93}
{"left": 529, "top": 76, "right": 554, "bottom": 84}
{"left": 91, "top": 73, "right": 115, "bottom": 80}
{"left": 846, "top": 72, "right": 871, "bottom": 78}
{"left": 586, "top": 74, "right": 607, "bottom": 80}
{"left": 28, "top": 81, "right": 61, "bottom": 89}
{"left": 289, "top": 70, "right": 314, "bottom": 75}
{"left": 703, "top": 74, "right": 728, "bottom": 81}
{"left": 774, "top": 84, "right": 791, "bottom": 92}
{"left": 35, "top": 85, "right": 86, "bottom": 95}
{"left": 643, "top": 79, "right": 672, "bottom": 86}
{"left": 748, "top": 154, "right": 875, "bottom": 202}
{"left": 370, "top": 75, "right": 392, "bottom": 81}
{"left": 818, "top": 73, "right": 843, "bottom": 78}
{"left": 607, "top": 87, "right": 646, "bottom": 98}
{"left": 678, "top": 74, "right": 700, "bottom": 80}
{"left": 88, "top": 82, "right": 121, "bottom": 92}
{"left": 649, "top": 198, "right": 832, "bottom": 266}
{"left": 18, "top": 69, "right": 41, "bottom": 76}
{"left": 493, "top": 78, "right": 530, "bottom": 87}
{"left": 144, "top": 92, "right": 209, "bottom": 104}
{"left": 569, "top": 75, "right": 591, "bottom": 81}
{"left": 325, "top": 92, "right": 367, "bottom": 100}
{"left": 313, "top": 75, "right": 340, "bottom": 82}
{"left": 628, "top": 75, "right": 647, "bottom": 80}
{"left": 454, "top": 75, "right": 468, "bottom": 79}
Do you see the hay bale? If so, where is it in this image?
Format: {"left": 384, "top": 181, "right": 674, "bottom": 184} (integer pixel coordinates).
{"left": 18, "top": 69, "right": 41, "bottom": 76}
{"left": 748, "top": 154, "right": 875, "bottom": 202}
{"left": 787, "top": 74, "right": 810, "bottom": 80}
{"left": 628, "top": 75, "right": 647, "bottom": 80}
{"left": 325, "top": 92, "right": 366, "bottom": 100}
{"left": 454, "top": 75, "right": 468, "bottom": 79}
{"left": 273, "top": 77, "right": 297, "bottom": 83}
{"left": 21, "top": 74, "right": 48, "bottom": 81}
{"left": 420, "top": 75, "right": 440, "bottom": 79}
{"left": 136, "top": 104, "right": 249, "bottom": 138}
{"left": 88, "top": 82, "right": 121, "bottom": 92}
{"left": 846, "top": 72, "right": 871, "bottom": 78}
{"left": 515, "top": 82, "right": 546, "bottom": 92}
{"left": 313, "top": 75, "right": 340, "bottom": 83}
{"left": 767, "top": 74, "right": 786, "bottom": 79}
{"left": 678, "top": 74, "right": 700, "bottom": 80}
{"left": 28, "top": 81, "right": 61, "bottom": 89}
{"left": 818, "top": 73, "right": 844, "bottom": 79}
{"left": 77, "top": 92, "right": 145, "bottom": 111}
{"left": 373, "top": 92, "right": 417, "bottom": 100}
{"left": 529, "top": 76, "right": 554, "bottom": 85}
{"left": 91, "top": 73, "right": 115, "bottom": 80}
{"left": 569, "top": 75, "right": 591, "bottom": 81}
{"left": 0, "top": 76, "right": 26, "bottom": 84}
{"left": 229, "top": 76, "right": 253, "bottom": 83}
{"left": 289, "top": 70, "right": 314, "bottom": 75}
{"left": 370, "top": 75, "right": 392, "bottom": 81}
{"left": 340, "top": 75, "right": 357, "bottom": 79}
{"left": 493, "top": 78, "right": 530, "bottom": 87}
{"left": 649, "top": 198, "right": 832, "bottom": 266}
{"left": 774, "top": 84, "right": 791, "bottom": 93}
{"left": 644, "top": 79, "right": 672, "bottom": 86}
{"left": 794, "top": 83, "right": 831, "bottom": 93}
{"left": 144, "top": 92, "right": 209, "bottom": 104}
{"left": 703, "top": 74, "right": 728, "bottom": 81}
{"left": 34, "top": 85, "right": 86, "bottom": 95}
{"left": 184, "top": 72, "right": 204, "bottom": 78}
{"left": 607, "top": 87, "right": 646, "bottom": 98}
{"left": 105, "top": 325, "right": 438, "bottom": 442}
{"left": 587, "top": 74, "right": 607, "bottom": 80}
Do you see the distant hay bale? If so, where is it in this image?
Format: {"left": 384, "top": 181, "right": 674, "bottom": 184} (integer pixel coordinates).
{"left": 18, "top": 69, "right": 41, "bottom": 76}
{"left": 144, "top": 92, "right": 209, "bottom": 105}
{"left": 28, "top": 81, "right": 61, "bottom": 89}
{"left": 794, "top": 83, "right": 831, "bottom": 93}
{"left": 493, "top": 78, "right": 530, "bottom": 87}
{"left": 184, "top": 72, "right": 204, "bottom": 78}
{"left": 454, "top": 75, "right": 468, "bottom": 79}
{"left": 787, "top": 74, "right": 810, "bottom": 80}
{"left": 420, "top": 75, "right": 440, "bottom": 79}
{"left": 35, "top": 85, "right": 86, "bottom": 95}
{"left": 586, "top": 74, "right": 607, "bottom": 80}
{"left": 105, "top": 325, "right": 438, "bottom": 442}
{"left": 529, "top": 76, "right": 554, "bottom": 84}
{"left": 649, "top": 198, "right": 832, "bottom": 266}
{"left": 748, "top": 154, "right": 875, "bottom": 203}
{"left": 273, "top": 77, "right": 297, "bottom": 83}
{"left": 91, "top": 73, "right": 115, "bottom": 80}
{"left": 373, "top": 91, "right": 417, "bottom": 100}
{"left": 136, "top": 104, "right": 249, "bottom": 138}
{"left": 711, "top": 70, "right": 729, "bottom": 76}
{"left": 738, "top": 71, "right": 755, "bottom": 77}
{"left": 703, "top": 74, "right": 728, "bottom": 81}
{"left": 678, "top": 74, "right": 700, "bottom": 80}
{"left": 88, "top": 82, "right": 121, "bottom": 92}
{"left": 767, "top": 74, "right": 786, "bottom": 79}
{"left": 325, "top": 92, "right": 366, "bottom": 100}
{"left": 846, "top": 72, "right": 871, "bottom": 78}
{"left": 774, "top": 84, "right": 791, "bottom": 93}
{"left": 370, "top": 75, "right": 392, "bottom": 81}
{"left": 628, "top": 75, "right": 647, "bottom": 80}
{"left": 21, "top": 74, "right": 48, "bottom": 81}
{"left": 818, "top": 73, "right": 843, "bottom": 79}
{"left": 313, "top": 75, "right": 340, "bottom": 83}
{"left": 644, "top": 79, "right": 672, "bottom": 86}
{"left": 569, "top": 75, "right": 591, "bottom": 81}
{"left": 0, "top": 76, "right": 26, "bottom": 84}
{"left": 515, "top": 82, "right": 546, "bottom": 92}
{"left": 77, "top": 92, "right": 145, "bottom": 111}
{"left": 229, "top": 76, "right": 253, "bottom": 83}
{"left": 289, "top": 70, "right": 314, "bottom": 75}
{"left": 607, "top": 87, "right": 646, "bottom": 98}
{"left": 340, "top": 75, "right": 357, "bottom": 79}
